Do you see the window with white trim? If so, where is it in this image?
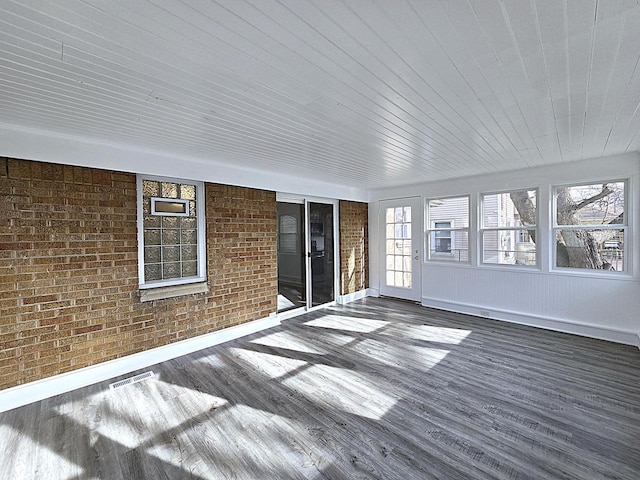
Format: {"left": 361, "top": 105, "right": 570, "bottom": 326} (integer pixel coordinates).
{"left": 137, "top": 175, "right": 206, "bottom": 288}
{"left": 426, "top": 196, "right": 469, "bottom": 262}
{"left": 553, "top": 181, "right": 626, "bottom": 272}
{"left": 481, "top": 189, "right": 537, "bottom": 266}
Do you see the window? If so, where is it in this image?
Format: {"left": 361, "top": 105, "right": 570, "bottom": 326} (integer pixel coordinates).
{"left": 137, "top": 175, "right": 206, "bottom": 288}
{"left": 554, "top": 181, "right": 626, "bottom": 272}
{"left": 433, "top": 221, "right": 453, "bottom": 253}
{"left": 427, "top": 196, "right": 469, "bottom": 262}
{"left": 481, "top": 189, "right": 537, "bottom": 266}
{"left": 278, "top": 214, "right": 298, "bottom": 254}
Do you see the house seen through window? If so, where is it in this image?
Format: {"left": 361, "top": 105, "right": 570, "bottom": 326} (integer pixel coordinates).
{"left": 427, "top": 196, "right": 469, "bottom": 262}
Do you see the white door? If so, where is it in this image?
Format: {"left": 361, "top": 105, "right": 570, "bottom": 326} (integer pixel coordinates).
{"left": 379, "top": 197, "right": 422, "bottom": 302}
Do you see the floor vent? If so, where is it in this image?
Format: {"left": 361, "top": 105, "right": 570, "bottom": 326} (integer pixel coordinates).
{"left": 109, "top": 371, "right": 155, "bottom": 390}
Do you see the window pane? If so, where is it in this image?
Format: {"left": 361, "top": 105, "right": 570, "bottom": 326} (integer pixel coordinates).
{"left": 162, "top": 229, "right": 179, "bottom": 245}
{"left": 143, "top": 214, "right": 161, "bottom": 228}
{"left": 386, "top": 255, "right": 394, "bottom": 270}
{"left": 162, "top": 216, "right": 179, "bottom": 228}
{"left": 386, "top": 271, "right": 395, "bottom": 286}
{"left": 182, "top": 261, "right": 197, "bottom": 277}
{"left": 556, "top": 229, "right": 624, "bottom": 271}
{"left": 386, "top": 240, "right": 395, "bottom": 254}
{"left": 144, "top": 229, "right": 161, "bottom": 245}
{"left": 181, "top": 229, "right": 197, "bottom": 244}
{"left": 163, "top": 262, "right": 181, "bottom": 279}
{"left": 483, "top": 230, "right": 536, "bottom": 265}
{"left": 144, "top": 246, "right": 161, "bottom": 263}
{"left": 429, "top": 231, "right": 469, "bottom": 262}
{"left": 162, "top": 246, "right": 180, "bottom": 262}
{"left": 180, "top": 184, "right": 196, "bottom": 200}
{"left": 428, "top": 197, "right": 469, "bottom": 228}
{"left": 181, "top": 245, "right": 198, "bottom": 262}
{"left": 161, "top": 182, "right": 179, "bottom": 198}
{"left": 403, "top": 207, "right": 411, "bottom": 223}
{"left": 483, "top": 190, "right": 536, "bottom": 228}
{"left": 386, "top": 208, "right": 394, "bottom": 223}
{"left": 556, "top": 182, "right": 624, "bottom": 226}
{"left": 142, "top": 180, "right": 160, "bottom": 197}
{"left": 144, "top": 264, "right": 161, "bottom": 281}
{"left": 181, "top": 217, "right": 197, "bottom": 229}
{"left": 386, "top": 224, "right": 394, "bottom": 238}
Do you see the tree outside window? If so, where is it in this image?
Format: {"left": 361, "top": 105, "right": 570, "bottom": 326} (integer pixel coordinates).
{"left": 510, "top": 181, "right": 625, "bottom": 271}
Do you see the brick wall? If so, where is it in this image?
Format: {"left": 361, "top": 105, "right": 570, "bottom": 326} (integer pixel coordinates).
{"left": 0, "top": 157, "right": 277, "bottom": 391}
{"left": 339, "top": 200, "right": 369, "bottom": 295}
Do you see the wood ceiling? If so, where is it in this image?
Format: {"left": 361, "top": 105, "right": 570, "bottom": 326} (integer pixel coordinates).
{"left": 1, "top": 0, "right": 639, "bottom": 189}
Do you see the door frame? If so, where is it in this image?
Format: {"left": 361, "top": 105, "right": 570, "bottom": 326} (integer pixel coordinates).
{"left": 378, "top": 197, "right": 423, "bottom": 302}
{"left": 276, "top": 193, "right": 339, "bottom": 315}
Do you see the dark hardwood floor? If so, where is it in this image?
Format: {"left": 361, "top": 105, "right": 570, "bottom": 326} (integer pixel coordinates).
{"left": 1, "top": 297, "right": 639, "bottom": 479}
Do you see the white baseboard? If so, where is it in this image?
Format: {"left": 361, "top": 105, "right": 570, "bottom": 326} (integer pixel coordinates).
{"left": 337, "top": 289, "right": 369, "bottom": 305}
{"left": 0, "top": 314, "right": 280, "bottom": 414}
{"left": 422, "top": 297, "right": 638, "bottom": 347}
{"left": 366, "top": 288, "right": 379, "bottom": 298}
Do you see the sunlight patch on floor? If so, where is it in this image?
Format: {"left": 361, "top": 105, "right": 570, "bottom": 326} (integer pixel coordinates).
{"left": 350, "top": 338, "right": 450, "bottom": 372}
{"left": 148, "top": 403, "right": 328, "bottom": 479}
{"left": 303, "top": 314, "right": 390, "bottom": 333}
{"left": 283, "top": 364, "right": 398, "bottom": 420}
{"left": 0, "top": 424, "right": 83, "bottom": 479}
{"left": 56, "top": 379, "right": 228, "bottom": 449}
{"left": 250, "top": 330, "right": 325, "bottom": 354}
{"left": 385, "top": 324, "right": 471, "bottom": 344}
{"left": 405, "top": 345, "right": 451, "bottom": 369}
{"left": 230, "top": 347, "right": 307, "bottom": 379}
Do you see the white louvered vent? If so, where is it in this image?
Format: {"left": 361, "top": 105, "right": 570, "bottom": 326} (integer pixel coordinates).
{"left": 109, "top": 371, "right": 155, "bottom": 390}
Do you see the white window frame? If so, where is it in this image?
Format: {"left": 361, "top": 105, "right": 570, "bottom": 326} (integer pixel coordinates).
{"left": 426, "top": 195, "right": 470, "bottom": 263}
{"left": 552, "top": 179, "right": 627, "bottom": 274}
{"left": 151, "top": 197, "right": 190, "bottom": 217}
{"left": 480, "top": 188, "right": 538, "bottom": 268}
{"left": 137, "top": 174, "right": 207, "bottom": 289}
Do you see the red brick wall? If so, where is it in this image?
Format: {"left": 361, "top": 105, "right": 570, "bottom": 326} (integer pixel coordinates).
{"left": 0, "top": 157, "right": 277, "bottom": 390}
{"left": 339, "top": 200, "right": 369, "bottom": 295}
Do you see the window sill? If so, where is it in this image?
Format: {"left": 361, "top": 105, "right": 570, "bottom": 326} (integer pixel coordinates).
{"left": 139, "top": 281, "right": 209, "bottom": 302}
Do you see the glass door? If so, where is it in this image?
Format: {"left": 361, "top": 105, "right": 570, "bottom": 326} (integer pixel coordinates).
{"left": 379, "top": 197, "right": 422, "bottom": 302}
{"left": 276, "top": 198, "right": 336, "bottom": 313}
{"left": 276, "top": 202, "right": 306, "bottom": 312}
{"left": 308, "top": 202, "right": 335, "bottom": 307}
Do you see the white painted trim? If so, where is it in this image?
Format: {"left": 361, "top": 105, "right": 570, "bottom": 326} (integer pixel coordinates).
{"left": 367, "top": 288, "right": 380, "bottom": 298}
{"left": 422, "top": 297, "right": 638, "bottom": 346}
{"left": 337, "top": 289, "right": 369, "bottom": 305}
{"left": 0, "top": 314, "right": 280, "bottom": 414}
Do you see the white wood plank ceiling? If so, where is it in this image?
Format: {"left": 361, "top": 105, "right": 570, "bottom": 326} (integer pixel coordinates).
{"left": 1, "top": 0, "right": 639, "bottom": 189}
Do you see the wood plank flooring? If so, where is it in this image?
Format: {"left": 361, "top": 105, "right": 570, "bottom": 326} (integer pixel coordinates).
{"left": 1, "top": 297, "right": 639, "bottom": 479}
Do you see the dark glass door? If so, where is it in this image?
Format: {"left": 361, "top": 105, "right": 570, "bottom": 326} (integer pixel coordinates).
{"left": 309, "top": 202, "right": 334, "bottom": 307}
{"left": 276, "top": 202, "right": 306, "bottom": 312}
